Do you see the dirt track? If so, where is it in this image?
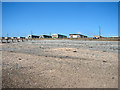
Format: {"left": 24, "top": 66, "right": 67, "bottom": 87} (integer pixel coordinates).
{"left": 2, "top": 40, "right": 118, "bottom": 88}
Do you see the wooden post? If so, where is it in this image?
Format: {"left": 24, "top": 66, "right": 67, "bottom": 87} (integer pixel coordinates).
{"left": 6, "top": 39, "right": 8, "bottom": 43}
{"left": 12, "top": 39, "right": 14, "bottom": 42}
{"left": 31, "top": 31, "right": 32, "bottom": 41}
{"left": 22, "top": 39, "right": 23, "bottom": 42}
{"left": 1, "top": 39, "right": 3, "bottom": 43}
{"left": 17, "top": 39, "right": 19, "bottom": 42}
{"left": 99, "top": 26, "right": 101, "bottom": 38}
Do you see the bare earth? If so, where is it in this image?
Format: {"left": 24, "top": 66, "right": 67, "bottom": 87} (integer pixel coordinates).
{"left": 1, "top": 40, "right": 118, "bottom": 88}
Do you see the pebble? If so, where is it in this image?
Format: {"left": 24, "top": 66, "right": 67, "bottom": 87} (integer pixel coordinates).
{"left": 103, "top": 50, "right": 106, "bottom": 52}
{"left": 89, "top": 47, "right": 93, "bottom": 48}
{"left": 9, "top": 51, "right": 13, "bottom": 52}
{"left": 66, "top": 56, "right": 69, "bottom": 58}
{"left": 19, "top": 58, "right": 21, "bottom": 60}
{"left": 73, "top": 50, "right": 77, "bottom": 52}
{"left": 112, "top": 77, "right": 114, "bottom": 79}
{"left": 103, "top": 60, "right": 107, "bottom": 62}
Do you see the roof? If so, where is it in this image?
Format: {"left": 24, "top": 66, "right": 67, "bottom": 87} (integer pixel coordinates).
{"left": 69, "top": 34, "right": 87, "bottom": 37}
{"left": 40, "top": 35, "right": 51, "bottom": 36}
{"left": 69, "top": 34, "right": 81, "bottom": 35}
{"left": 69, "top": 34, "right": 85, "bottom": 36}
{"left": 28, "top": 35, "right": 39, "bottom": 36}
{"left": 52, "top": 34, "right": 67, "bottom": 36}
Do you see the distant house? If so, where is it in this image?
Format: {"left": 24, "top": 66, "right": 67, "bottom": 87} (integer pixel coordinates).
{"left": 27, "top": 35, "right": 39, "bottom": 39}
{"left": 39, "top": 35, "right": 52, "bottom": 38}
{"left": 69, "top": 34, "right": 87, "bottom": 38}
{"left": 17, "top": 37, "right": 25, "bottom": 39}
{"left": 11, "top": 37, "right": 17, "bottom": 39}
{"left": 52, "top": 34, "right": 67, "bottom": 38}
{"left": 25, "top": 37, "right": 29, "bottom": 39}
{"left": 93, "top": 35, "right": 101, "bottom": 39}
{"left": 4, "top": 37, "right": 11, "bottom": 39}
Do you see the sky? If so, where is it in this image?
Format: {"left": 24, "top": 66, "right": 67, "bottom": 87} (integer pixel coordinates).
{"left": 2, "top": 2, "right": 118, "bottom": 37}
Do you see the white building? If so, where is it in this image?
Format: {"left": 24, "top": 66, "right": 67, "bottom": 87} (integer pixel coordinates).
{"left": 69, "top": 34, "right": 87, "bottom": 38}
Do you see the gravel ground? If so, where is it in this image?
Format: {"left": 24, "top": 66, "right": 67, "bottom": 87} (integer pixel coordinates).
{"left": 1, "top": 40, "right": 119, "bottom": 88}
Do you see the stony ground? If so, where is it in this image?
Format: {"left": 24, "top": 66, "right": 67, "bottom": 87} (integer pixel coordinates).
{"left": 1, "top": 40, "right": 119, "bottom": 88}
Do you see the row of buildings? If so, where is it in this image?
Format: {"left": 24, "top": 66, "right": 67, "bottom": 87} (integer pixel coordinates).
{"left": 27, "top": 34, "right": 88, "bottom": 39}
{"left": 2, "top": 27, "right": 102, "bottom": 40}
{"left": 27, "top": 27, "right": 102, "bottom": 39}
{"left": 2, "top": 33, "right": 102, "bottom": 40}
{"left": 1, "top": 34, "right": 87, "bottom": 40}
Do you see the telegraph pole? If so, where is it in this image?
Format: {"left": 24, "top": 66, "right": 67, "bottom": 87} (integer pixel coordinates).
{"left": 6, "top": 33, "right": 8, "bottom": 43}
{"left": 99, "top": 26, "right": 101, "bottom": 38}
{"left": 31, "top": 31, "right": 32, "bottom": 38}
{"left": 31, "top": 31, "right": 32, "bottom": 40}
